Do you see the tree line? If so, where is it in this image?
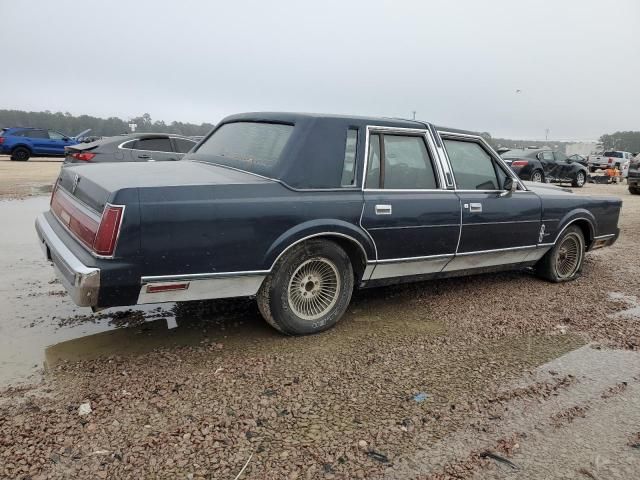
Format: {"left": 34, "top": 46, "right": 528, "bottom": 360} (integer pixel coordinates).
{"left": 0, "top": 110, "right": 215, "bottom": 138}
{"left": 599, "top": 131, "right": 640, "bottom": 153}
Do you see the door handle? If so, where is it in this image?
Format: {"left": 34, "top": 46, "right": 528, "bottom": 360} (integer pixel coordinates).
{"left": 469, "top": 202, "right": 482, "bottom": 213}
{"left": 138, "top": 154, "right": 151, "bottom": 159}
{"left": 375, "top": 204, "right": 392, "bottom": 215}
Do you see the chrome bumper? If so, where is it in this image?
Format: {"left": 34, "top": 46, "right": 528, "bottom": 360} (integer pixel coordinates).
{"left": 35, "top": 213, "right": 100, "bottom": 307}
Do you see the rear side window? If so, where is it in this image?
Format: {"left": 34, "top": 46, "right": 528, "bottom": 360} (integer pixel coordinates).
{"left": 25, "top": 129, "right": 48, "bottom": 139}
{"left": 173, "top": 137, "right": 196, "bottom": 153}
{"left": 340, "top": 129, "right": 358, "bottom": 186}
{"left": 603, "top": 151, "right": 623, "bottom": 158}
{"left": 137, "top": 137, "right": 173, "bottom": 152}
{"left": 197, "top": 122, "right": 293, "bottom": 168}
{"left": 48, "top": 131, "right": 66, "bottom": 140}
{"left": 444, "top": 139, "right": 500, "bottom": 190}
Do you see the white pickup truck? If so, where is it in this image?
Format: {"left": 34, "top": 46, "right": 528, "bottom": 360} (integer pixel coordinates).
{"left": 588, "top": 150, "right": 633, "bottom": 176}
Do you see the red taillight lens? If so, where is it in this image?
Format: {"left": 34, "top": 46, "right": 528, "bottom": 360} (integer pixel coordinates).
{"left": 511, "top": 160, "right": 529, "bottom": 167}
{"left": 93, "top": 205, "right": 124, "bottom": 256}
{"left": 71, "top": 152, "right": 96, "bottom": 162}
{"left": 51, "top": 188, "right": 100, "bottom": 249}
{"left": 0, "top": 137, "right": 5, "bottom": 144}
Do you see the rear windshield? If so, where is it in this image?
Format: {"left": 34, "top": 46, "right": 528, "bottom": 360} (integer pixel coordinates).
{"left": 603, "top": 151, "right": 623, "bottom": 158}
{"left": 195, "top": 122, "right": 293, "bottom": 175}
{"left": 501, "top": 150, "right": 528, "bottom": 158}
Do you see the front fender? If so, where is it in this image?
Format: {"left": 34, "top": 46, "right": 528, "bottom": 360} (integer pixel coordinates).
{"left": 263, "top": 219, "right": 375, "bottom": 269}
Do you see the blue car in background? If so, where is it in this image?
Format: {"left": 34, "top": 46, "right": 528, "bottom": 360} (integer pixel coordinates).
{"left": 0, "top": 127, "right": 90, "bottom": 161}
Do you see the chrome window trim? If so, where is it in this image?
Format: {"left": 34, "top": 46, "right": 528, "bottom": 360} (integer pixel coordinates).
{"left": 437, "top": 130, "right": 528, "bottom": 192}
{"left": 117, "top": 136, "right": 195, "bottom": 154}
{"left": 360, "top": 125, "right": 448, "bottom": 192}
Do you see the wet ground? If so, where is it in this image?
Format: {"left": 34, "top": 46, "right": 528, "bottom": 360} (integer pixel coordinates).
{"left": 1, "top": 180, "right": 639, "bottom": 479}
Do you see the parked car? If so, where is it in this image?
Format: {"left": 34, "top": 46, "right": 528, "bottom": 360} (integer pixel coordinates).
{"left": 628, "top": 154, "right": 640, "bottom": 195}
{"left": 36, "top": 112, "right": 621, "bottom": 336}
{"left": 502, "top": 149, "right": 588, "bottom": 187}
{"left": 0, "top": 127, "right": 90, "bottom": 161}
{"left": 588, "top": 150, "right": 633, "bottom": 173}
{"left": 567, "top": 154, "right": 589, "bottom": 168}
{"left": 63, "top": 133, "right": 197, "bottom": 164}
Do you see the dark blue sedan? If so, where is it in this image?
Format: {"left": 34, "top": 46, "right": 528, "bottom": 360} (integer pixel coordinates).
{"left": 35, "top": 113, "right": 621, "bottom": 335}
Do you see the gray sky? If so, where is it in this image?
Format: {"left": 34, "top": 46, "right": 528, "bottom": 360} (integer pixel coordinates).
{"left": 1, "top": 0, "right": 638, "bottom": 140}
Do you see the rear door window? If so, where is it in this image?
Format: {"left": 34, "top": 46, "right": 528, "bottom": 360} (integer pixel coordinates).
{"left": 173, "top": 137, "right": 197, "bottom": 153}
{"left": 136, "top": 137, "right": 173, "bottom": 152}
{"left": 26, "top": 129, "right": 48, "bottom": 139}
{"left": 383, "top": 135, "right": 437, "bottom": 189}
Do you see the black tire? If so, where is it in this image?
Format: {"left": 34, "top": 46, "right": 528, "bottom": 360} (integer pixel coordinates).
{"left": 535, "top": 225, "right": 585, "bottom": 282}
{"left": 530, "top": 169, "right": 544, "bottom": 183}
{"left": 257, "top": 239, "right": 354, "bottom": 335}
{"left": 10, "top": 147, "right": 31, "bottom": 161}
{"left": 572, "top": 170, "right": 586, "bottom": 188}
{"left": 629, "top": 186, "right": 640, "bottom": 195}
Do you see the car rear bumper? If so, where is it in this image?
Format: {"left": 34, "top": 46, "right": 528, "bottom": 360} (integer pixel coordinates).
{"left": 35, "top": 213, "right": 100, "bottom": 307}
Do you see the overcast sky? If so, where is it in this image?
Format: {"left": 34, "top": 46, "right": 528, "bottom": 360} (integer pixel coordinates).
{"left": 1, "top": 0, "right": 638, "bottom": 140}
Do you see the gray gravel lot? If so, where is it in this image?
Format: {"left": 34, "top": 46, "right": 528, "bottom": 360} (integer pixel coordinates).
{"left": 1, "top": 182, "right": 639, "bottom": 479}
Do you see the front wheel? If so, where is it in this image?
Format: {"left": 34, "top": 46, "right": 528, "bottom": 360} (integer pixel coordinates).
{"left": 535, "top": 226, "right": 585, "bottom": 282}
{"left": 572, "top": 171, "right": 586, "bottom": 188}
{"left": 257, "top": 239, "right": 354, "bottom": 335}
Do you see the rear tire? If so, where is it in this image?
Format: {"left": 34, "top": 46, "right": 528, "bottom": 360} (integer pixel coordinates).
{"left": 10, "top": 147, "right": 30, "bottom": 161}
{"left": 629, "top": 186, "right": 640, "bottom": 195}
{"left": 257, "top": 239, "right": 354, "bottom": 335}
{"left": 535, "top": 225, "right": 585, "bottom": 282}
{"left": 531, "top": 170, "right": 544, "bottom": 183}
{"left": 572, "top": 171, "right": 586, "bottom": 188}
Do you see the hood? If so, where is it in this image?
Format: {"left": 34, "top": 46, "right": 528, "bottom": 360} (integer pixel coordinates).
{"left": 523, "top": 181, "right": 574, "bottom": 195}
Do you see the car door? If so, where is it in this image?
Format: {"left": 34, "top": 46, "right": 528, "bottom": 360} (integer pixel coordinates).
{"left": 47, "top": 130, "right": 73, "bottom": 155}
{"left": 24, "top": 129, "right": 51, "bottom": 154}
{"left": 536, "top": 150, "right": 559, "bottom": 180}
{"left": 551, "top": 151, "right": 575, "bottom": 181}
{"left": 171, "top": 137, "right": 197, "bottom": 159}
{"left": 439, "top": 134, "right": 542, "bottom": 271}
{"left": 360, "top": 127, "right": 461, "bottom": 280}
{"left": 132, "top": 136, "right": 177, "bottom": 161}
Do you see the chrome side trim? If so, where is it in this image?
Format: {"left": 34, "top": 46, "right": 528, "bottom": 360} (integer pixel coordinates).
{"left": 141, "top": 270, "right": 269, "bottom": 282}
{"left": 443, "top": 245, "right": 539, "bottom": 272}
{"left": 594, "top": 233, "right": 615, "bottom": 240}
{"left": 138, "top": 274, "right": 266, "bottom": 304}
{"left": 374, "top": 253, "right": 453, "bottom": 264}
{"left": 35, "top": 213, "right": 100, "bottom": 307}
{"left": 368, "top": 223, "right": 459, "bottom": 231}
{"left": 369, "top": 255, "right": 452, "bottom": 280}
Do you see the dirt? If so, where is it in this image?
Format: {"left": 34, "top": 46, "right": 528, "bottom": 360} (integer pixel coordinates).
{"left": 0, "top": 175, "right": 639, "bottom": 479}
{"left": 0, "top": 155, "right": 61, "bottom": 199}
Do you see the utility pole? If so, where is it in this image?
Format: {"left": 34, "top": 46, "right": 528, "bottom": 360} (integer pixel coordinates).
{"left": 545, "top": 128, "right": 550, "bottom": 142}
{"left": 412, "top": 111, "right": 416, "bottom": 120}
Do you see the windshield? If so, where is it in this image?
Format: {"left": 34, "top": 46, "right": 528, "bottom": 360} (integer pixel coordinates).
{"left": 194, "top": 122, "right": 293, "bottom": 176}
{"left": 603, "top": 151, "right": 623, "bottom": 158}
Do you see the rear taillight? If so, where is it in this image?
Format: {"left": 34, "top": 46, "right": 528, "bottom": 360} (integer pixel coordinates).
{"left": 608, "top": 158, "right": 614, "bottom": 163}
{"left": 0, "top": 137, "right": 5, "bottom": 144}
{"left": 70, "top": 152, "right": 96, "bottom": 162}
{"left": 50, "top": 188, "right": 124, "bottom": 257}
{"left": 93, "top": 205, "right": 124, "bottom": 256}
{"left": 511, "top": 160, "right": 529, "bottom": 167}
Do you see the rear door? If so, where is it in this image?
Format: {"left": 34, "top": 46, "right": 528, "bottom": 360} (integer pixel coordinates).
{"left": 439, "top": 134, "right": 542, "bottom": 271}
{"left": 131, "top": 136, "right": 177, "bottom": 162}
{"left": 24, "top": 129, "right": 50, "bottom": 154}
{"left": 361, "top": 126, "right": 461, "bottom": 280}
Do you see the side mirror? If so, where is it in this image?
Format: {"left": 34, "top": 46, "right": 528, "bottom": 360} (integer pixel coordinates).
{"left": 499, "top": 177, "right": 516, "bottom": 197}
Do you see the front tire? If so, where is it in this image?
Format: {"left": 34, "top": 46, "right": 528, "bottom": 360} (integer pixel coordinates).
{"left": 535, "top": 226, "right": 585, "bottom": 282}
{"left": 10, "top": 147, "right": 30, "bottom": 161}
{"left": 257, "top": 239, "right": 354, "bottom": 335}
{"left": 572, "top": 171, "right": 586, "bottom": 188}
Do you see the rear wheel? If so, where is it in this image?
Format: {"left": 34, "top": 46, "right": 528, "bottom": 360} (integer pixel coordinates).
{"left": 572, "top": 171, "right": 586, "bottom": 188}
{"left": 629, "top": 186, "right": 640, "bottom": 195}
{"left": 10, "top": 147, "right": 30, "bottom": 161}
{"left": 531, "top": 170, "right": 544, "bottom": 183}
{"left": 535, "top": 226, "right": 585, "bottom": 282}
{"left": 257, "top": 239, "right": 354, "bottom": 335}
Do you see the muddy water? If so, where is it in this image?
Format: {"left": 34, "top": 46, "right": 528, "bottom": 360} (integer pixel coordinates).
{"left": 0, "top": 197, "right": 181, "bottom": 386}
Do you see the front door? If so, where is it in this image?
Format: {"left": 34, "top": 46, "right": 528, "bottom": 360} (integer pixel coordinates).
{"left": 133, "top": 136, "right": 178, "bottom": 162}
{"left": 361, "top": 128, "right": 461, "bottom": 280}
{"left": 440, "top": 135, "right": 542, "bottom": 271}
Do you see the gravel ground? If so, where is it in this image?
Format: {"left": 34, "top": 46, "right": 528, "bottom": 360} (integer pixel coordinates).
{"left": 1, "top": 182, "right": 639, "bottom": 479}
{"left": 0, "top": 155, "right": 61, "bottom": 199}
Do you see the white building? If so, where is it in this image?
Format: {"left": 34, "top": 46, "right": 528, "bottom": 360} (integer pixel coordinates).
{"left": 565, "top": 142, "right": 602, "bottom": 156}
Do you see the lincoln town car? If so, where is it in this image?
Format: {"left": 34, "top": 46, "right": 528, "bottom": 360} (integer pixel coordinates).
{"left": 35, "top": 113, "right": 622, "bottom": 335}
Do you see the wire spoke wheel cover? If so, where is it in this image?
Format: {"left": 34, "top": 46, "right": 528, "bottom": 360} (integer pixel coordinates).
{"left": 555, "top": 232, "right": 582, "bottom": 279}
{"left": 287, "top": 257, "right": 341, "bottom": 321}
{"left": 576, "top": 172, "right": 585, "bottom": 186}
{"left": 532, "top": 171, "right": 542, "bottom": 182}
